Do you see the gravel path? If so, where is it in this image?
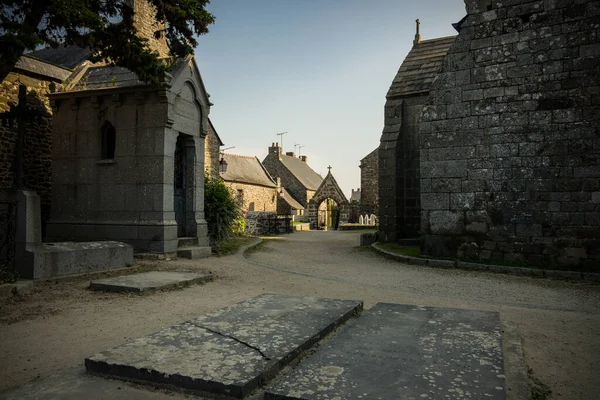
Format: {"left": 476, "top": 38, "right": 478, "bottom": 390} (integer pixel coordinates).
{"left": 1, "top": 230, "right": 599, "bottom": 400}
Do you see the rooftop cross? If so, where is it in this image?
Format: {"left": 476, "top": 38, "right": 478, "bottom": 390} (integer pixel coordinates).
{"left": 414, "top": 19, "right": 421, "bottom": 45}
{"left": 327, "top": 165, "right": 332, "bottom": 172}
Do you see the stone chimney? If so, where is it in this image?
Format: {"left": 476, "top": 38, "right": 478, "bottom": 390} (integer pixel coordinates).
{"left": 413, "top": 19, "right": 421, "bottom": 46}
{"left": 129, "top": 0, "right": 170, "bottom": 58}
{"left": 300, "top": 155, "right": 307, "bottom": 163}
{"left": 269, "top": 142, "right": 282, "bottom": 159}
{"left": 286, "top": 152, "right": 295, "bottom": 157}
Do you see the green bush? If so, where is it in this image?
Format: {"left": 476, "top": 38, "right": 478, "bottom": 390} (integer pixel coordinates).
{"left": 204, "top": 175, "right": 242, "bottom": 245}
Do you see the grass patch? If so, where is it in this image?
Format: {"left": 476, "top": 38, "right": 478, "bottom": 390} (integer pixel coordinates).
{"left": 377, "top": 242, "right": 421, "bottom": 258}
{"left": 212, "top": 236, "right": 256, "bottom": 257}
{"left": 244, "top": 240, "right": 269, "bottom": 256}
{"left": 292, "top": 221, "right": 308, "bottom": 225}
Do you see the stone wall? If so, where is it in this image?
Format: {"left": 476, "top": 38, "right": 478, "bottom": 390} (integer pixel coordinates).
{"left": 223, "top": 181, "right": 277, "bottom": 213}
{"left": 0, "top": 72, "right": 53, "bottom": 226}
{"left": 244, "top": 211, "right": 292, "bottom": 235}
{"left": 360, "top": 148, "right": 379, "bottom": 208}
{"left": 420, "top": 0, "right": 600, "bottom": 269}
{"left": 204, "top": 122, "right": 220, "bottom": 179}
{"left": 379, "top": 95, "right": 428, "bottom": 241}
{"left": 130, "top": 0, "right": 169, "bottom": 58}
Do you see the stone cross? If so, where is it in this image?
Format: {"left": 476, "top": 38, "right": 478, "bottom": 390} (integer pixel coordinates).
{"left": 414, "top": 19, "right": 421, "bottom": 45}
{"left": 327, "top": 165, "right": 332, "bottom": 172}
{"left": 0, "top": 84, "right": 47, "bottom": 190}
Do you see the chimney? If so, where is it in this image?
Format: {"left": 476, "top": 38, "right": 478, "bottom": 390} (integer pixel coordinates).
{"left": 300, "top": 155, "right": 307, "bottom": 163}
{"left": 286, "top": 152, "right": 295, "bottom": 157}
{"left": 413, "top": 19, "right": 421, "bottom": 46}
{"left": 269, "top": 142, "right": 282, "bottom": 159}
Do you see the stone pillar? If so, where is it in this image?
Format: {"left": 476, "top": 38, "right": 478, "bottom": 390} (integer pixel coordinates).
{"left": 15, "top": 190, "right": 42, "bottom": 279}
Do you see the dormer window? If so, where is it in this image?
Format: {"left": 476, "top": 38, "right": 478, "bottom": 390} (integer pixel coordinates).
{"left": 101, "top": 121, "right": 116, "bottom": 159}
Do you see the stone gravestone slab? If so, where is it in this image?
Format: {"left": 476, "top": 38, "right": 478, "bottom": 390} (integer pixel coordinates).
{"left": 266, "top": 303, "right": 505, "bottom": 400}
{"left": 90, "top": 271, "right": 213, "bottom": 293}
{"left": 85, "top": 294, "right": 362, "bottom": 398}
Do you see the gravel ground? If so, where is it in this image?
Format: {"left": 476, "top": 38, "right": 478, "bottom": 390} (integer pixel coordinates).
{"left": 1, "top": 230, "right": 599, "bottom": 399}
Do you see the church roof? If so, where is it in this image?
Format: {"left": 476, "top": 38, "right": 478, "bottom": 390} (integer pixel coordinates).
{"left": 220, "top": 154, "right": 276, "bottom": 188}
{"left": 71, "top": 65, "right": 145, "bottom": 90}
{"left": 26, "top": 45, "right": 92, "bottom": 70}
{"left": 279, "top": 188, "right": 304, "bottom": 210}
{"left": 14, "top": 55, "right": 72, "bottom": 82}
{"left": 387, "top": 36, "right": 455, "bottom": 99}
{"left": 280, "top": 154, "right": 323, "bottom": 191}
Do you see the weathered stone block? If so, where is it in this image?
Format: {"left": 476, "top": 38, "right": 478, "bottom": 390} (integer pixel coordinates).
{"left": 429, "top": 211, "right": 465, "bottom": 235}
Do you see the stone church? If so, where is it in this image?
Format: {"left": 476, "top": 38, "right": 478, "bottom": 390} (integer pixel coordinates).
{"left": 381, "top": 0, "right": 600, "bottom": 269}
{"left": 42, "top": 0, "right": 213, "bottom": 257}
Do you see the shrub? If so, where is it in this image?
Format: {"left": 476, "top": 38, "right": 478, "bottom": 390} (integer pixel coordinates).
{"left": 204, "top": 175, "right": 241, "bottom": 245}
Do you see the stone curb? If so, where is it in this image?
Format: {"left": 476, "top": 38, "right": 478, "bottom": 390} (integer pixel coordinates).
{"left": 371, "top": 242, "right": 600, "bottom": 283}
{"left": 501, "top": 320, "right": 532, "bottom": 400}
{"left": 239, "top": 236, "right": 263, "bottom": 257}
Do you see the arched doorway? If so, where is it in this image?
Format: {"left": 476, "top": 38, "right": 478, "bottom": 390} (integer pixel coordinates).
{"left": 308, "top": 168, "right": 350, "bottom": 230}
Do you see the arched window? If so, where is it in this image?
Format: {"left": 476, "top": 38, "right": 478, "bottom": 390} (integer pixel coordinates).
{"left": 101, "top": 121, "right": 116, "bottom": 159}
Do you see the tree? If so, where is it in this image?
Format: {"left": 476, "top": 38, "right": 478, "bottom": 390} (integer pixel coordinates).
{"left": 0, "top": 0, "right": 215, "bottom": 84}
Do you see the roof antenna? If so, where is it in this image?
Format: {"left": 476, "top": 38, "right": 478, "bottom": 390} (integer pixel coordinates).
{"left": 414, "top": 19, "right": 421, "bottom": 45}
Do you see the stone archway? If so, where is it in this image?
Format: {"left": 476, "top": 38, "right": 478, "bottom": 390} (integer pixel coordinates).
{"left": 308, "top": 169, "right": 350, "bottom": 230}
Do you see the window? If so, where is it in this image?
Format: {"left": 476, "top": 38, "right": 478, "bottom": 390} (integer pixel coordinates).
{"left": 101, "top": 121, "right": 116, "bottom": 159}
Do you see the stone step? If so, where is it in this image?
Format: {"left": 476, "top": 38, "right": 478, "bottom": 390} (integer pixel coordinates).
{"left": 265, "top": 304, "right": 506, "bottom": 400}
{"left": 89, "top": 271, "right": 213, "bottom": 294}
{"left": 85, "top": 294, "right": 363, "bottom": 398}
{"left": 177, "top": 236, "right": 198, "bottom": 248}
{"left": 177, "top": 246, "right": 211, "bottom": 259}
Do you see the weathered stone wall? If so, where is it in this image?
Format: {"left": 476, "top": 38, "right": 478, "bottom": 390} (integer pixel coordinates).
{"left": 263, "top": 144, "right": 310, "bottom": 209}
{"left": 204, "top": 123, "right": 220, "bottom": 179}
{"left": 224, "top": 181, "right": 277, "bottom": 213}
{"left": 360, "top": 148, "right": 379, "bottom": 207}
{"left": 420, "top": 0, "right": 600, "bottom": 269}
{"left": 130, "top": 0, "right": 170, "bottom": 58}
{"left": 0, "top": 72, "right": 53, "bottom": 226}
{"left": 379, "top": 95, "right": 428, "bottom": 241}
{"left": 244, "top": 211, "right": 292, "bottom": 235}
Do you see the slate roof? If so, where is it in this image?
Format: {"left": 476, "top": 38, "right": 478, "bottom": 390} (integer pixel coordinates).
{"left": 220, "top": 154, "right": 276, "bottom": 188}
{"left": 27, "top": 45, "right": 91, "bottom": 70}
{"left": 280, "top": 154, "right": 323, "bottom": 191}
{"left": 279, "top": 188, "right": 304, "bottom": 210}
{"left": 14, "top": 55, "right": 72, "bottom": 82}
{"left": 71, "top": 65, "right": 146, "bottom": 90}
{"left": 387, "top": 36, "right": 456, "bottom": 99}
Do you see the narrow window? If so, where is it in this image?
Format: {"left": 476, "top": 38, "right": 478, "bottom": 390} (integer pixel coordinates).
{"left": 101, "top": 121, "right": 116, "bottom": 159}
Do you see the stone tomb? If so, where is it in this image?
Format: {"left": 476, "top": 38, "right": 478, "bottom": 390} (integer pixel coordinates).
{"left": 266, "top": 304, "right": 505, "bottom": 399}
{"left": 89, "top": 271, "right": 213, "bottom": 293}
{"left": 85, "top": 294, "right": 363, "bottom": 398}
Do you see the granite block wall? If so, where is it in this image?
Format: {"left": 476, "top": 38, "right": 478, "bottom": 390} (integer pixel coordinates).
{"left": 420, "top": 0, "right": 600, "bottom": 269}
{"left": 0, "top": 73, "right": 53, "bottom": 226}
{"left": 224, "top": 181, "right": 277, "bottom": 214}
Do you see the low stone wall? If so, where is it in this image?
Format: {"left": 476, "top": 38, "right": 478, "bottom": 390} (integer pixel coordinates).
{"left": 245, "top": 212, "right": 292, "bottom": 235}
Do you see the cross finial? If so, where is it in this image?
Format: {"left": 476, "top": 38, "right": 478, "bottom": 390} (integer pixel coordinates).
{"left": 414, "top": 19, "right": 421, "bottom": 45}
{"left": 327, "top": 165, "right": 332, "bottom": 172}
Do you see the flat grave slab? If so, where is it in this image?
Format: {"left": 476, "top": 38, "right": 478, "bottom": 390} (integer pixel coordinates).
{"left": 89, "top": 271, "right": 213, "bottom": 293}
{"left": 85, "top": 294, "right": 362, "bottom": 398}
{"left": 266, "top": 303, "right": 506, "bottom": 400}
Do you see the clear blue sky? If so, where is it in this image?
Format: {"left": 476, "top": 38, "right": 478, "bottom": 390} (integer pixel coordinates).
{"left": 196, "top": 0, "right": 466, "bottom": 198}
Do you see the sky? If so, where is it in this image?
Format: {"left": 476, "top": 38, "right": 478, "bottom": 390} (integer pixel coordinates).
{"left": 195, "top": 0, "right": 466, "bottom": 199}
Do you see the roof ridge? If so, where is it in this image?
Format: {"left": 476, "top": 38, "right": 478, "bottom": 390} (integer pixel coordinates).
{"left": 224, "top": 153, "right": 256, "bottom": 159}
{"left": 418, "top": 35, "right": 457, "bottom": 44}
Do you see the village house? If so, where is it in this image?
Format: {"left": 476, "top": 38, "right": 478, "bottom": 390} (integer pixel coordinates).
{"left": 262, "top": 142, "right": 323, "bottom": 211}
{"left": 205, "top": 118, "right": 224, "bottom": 180}
{"left": 359, "top": 147, "right": 379, "bottom": 213}
{"left": 220, "top": 153, "right": 278, "bottom": 214}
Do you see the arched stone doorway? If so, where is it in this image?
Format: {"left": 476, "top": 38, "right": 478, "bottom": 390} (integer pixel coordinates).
{"left": 308, "top": 168, "right": 350, "bottom": 230}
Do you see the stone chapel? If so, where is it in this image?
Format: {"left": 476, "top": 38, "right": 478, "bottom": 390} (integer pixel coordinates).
{"left": 45, "top": 0, "right": 212, "bottom": 257}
